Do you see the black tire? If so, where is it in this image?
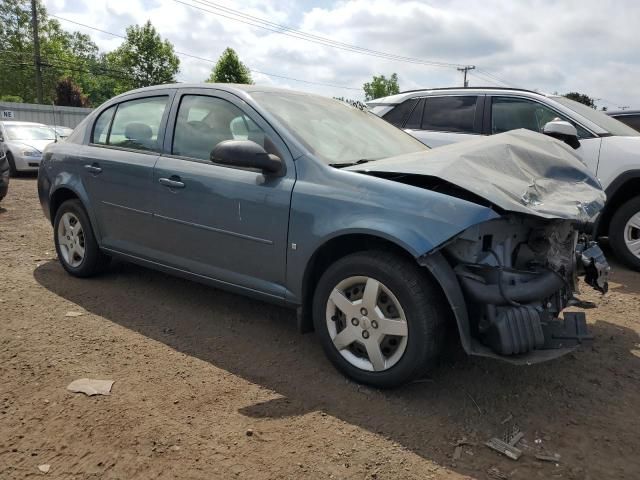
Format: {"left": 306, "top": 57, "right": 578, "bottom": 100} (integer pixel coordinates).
{"left": 53, "top": 199, "right": 110, "bottom": 277}
{"left": 312, "top": 250, "right": 447, "bottom": 388}
{"left": 6, "top": 151, "right": 18, "bottom": 177}
{"left": 609, "top": 196, "right": 640, "bottom": 270}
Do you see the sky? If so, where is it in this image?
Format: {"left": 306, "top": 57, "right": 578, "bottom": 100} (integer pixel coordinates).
{"left": 45, "top": 0, "right": 639, "bottom": 109}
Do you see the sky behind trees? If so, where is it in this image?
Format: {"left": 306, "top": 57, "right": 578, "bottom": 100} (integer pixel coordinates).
{"left": 45, "top": 0, "right": 639, "bottom": 108}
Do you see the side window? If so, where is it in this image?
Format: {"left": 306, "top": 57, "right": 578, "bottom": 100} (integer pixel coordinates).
{"left": 108, "top": 96, "right": 169, "bottom": 152}
{"left": 405, "top": 98, "right": 425, "bottom": 129}
{"left": 92, "top": 105, "right": 116, "bottom": 145}
{"left": 422, "top": 96, "right": 478, "bottom": 133}
{"left": 173, "top": 95, "right": 276, "bottom": 162}
{"left": 382, "top": 98, "right": 418, "bottom": 127}
{"left": 618, "top": 115, "right": 640, "bottom": 132}
{"left": 491, "top": 97, "right": 591, "bottom": 138}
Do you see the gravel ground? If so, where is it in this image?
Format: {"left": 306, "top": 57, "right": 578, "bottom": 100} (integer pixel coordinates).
{"left": 1, "top": 177, "right": 639, "bottom": 479}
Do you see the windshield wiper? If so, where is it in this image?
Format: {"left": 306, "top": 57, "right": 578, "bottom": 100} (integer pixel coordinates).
{"left": 330, "top": 159, "right": 373, "bottom": 168}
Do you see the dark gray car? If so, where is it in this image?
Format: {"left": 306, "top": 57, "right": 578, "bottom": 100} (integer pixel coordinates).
{"left": 38, "top": 84, "right": 608, "bottom": 388}
{"left": 0, "top": 150, "right": 8, "bottom": 201}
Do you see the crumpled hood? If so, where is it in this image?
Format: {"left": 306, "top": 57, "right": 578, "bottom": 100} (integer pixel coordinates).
{"left": 347, "top": 129, "right": 606, "bottom": 221}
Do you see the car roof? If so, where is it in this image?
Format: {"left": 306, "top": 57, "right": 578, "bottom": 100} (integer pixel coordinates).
{"left": 111, "top": 82, "right": 322, "bottom": 101}
{"left": 367, "top": 86, "right": 553, "bottom": 105}
{"left": 607, "top": 110, "right": 640, "bottom": 116}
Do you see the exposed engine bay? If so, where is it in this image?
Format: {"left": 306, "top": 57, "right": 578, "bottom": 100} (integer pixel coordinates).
{"left": 441, "top": 215, "right": 609, "bottom": 357}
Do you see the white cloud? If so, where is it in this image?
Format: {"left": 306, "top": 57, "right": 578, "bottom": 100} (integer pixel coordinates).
{"left": 45, "top": 0, "right": 640, "bottom": 108}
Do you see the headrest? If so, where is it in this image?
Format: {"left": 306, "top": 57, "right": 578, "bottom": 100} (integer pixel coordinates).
{"left": 124, "top": 122, "right": 152, "bottom": 141}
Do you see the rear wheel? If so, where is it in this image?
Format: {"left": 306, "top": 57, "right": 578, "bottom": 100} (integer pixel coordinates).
{"left": 313, "top": 250, "right": 447, "bottom": 388}
{"left": 609, "top": 196, "right": 640, "bottom": 270}
{"left": 53, "top": 199, "right": 110, "bottom": 277}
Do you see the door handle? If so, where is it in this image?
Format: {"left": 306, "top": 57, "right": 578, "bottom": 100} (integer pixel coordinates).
{"left": 159, "top": 177, "right": 185, "bottom": 189}
{"left": 84, "top": 163, "right": 102, "bottom": 174}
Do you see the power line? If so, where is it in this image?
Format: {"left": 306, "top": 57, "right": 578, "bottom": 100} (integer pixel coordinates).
{"left": 175, "top": 0, "right": 468, "bottom": 69}
{"left": 49, "top": 14, "right": 361, "bottom": 91}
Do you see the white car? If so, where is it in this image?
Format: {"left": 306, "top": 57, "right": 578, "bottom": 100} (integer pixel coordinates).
{"left": 369, "top": 88, "right": 640, "bottom": 270}
{"left": 0, "top": 121, "right": 57, "bottom": 175}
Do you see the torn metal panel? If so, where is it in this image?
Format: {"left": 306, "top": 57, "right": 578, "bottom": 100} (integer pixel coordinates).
{"left": 346, "top": 129, "right": 605, "bottom": 222}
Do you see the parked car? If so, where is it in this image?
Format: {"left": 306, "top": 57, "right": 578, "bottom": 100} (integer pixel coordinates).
{"left": 0, "top": 150, "right": 9, "bottom": 202}
{"left": 0, "top": 121, "right": 57, "bottom": 175}
{"left": 369, "top": 88, "right": 640, "bottom": 270}
{"left": 607, "top": 110, "right": 640, "bottom": 132}
{"left": 48, "top": 125, "right": 74, "bottom": 140}
{"left": 38, "top": 84, "right": 607, "bottom": 388}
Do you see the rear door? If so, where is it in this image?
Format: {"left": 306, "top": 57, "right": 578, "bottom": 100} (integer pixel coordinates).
{"left": 81, "top": 91, "right": 174, "bottom": 257}
{"left": 406, "top": 95, "right": 483, "bottom": 147}
{"left": 487, "top": 96, "right": 602, "bottom": 174}
{"left": 151, "top": 89, "right": 295, "bottom": 298}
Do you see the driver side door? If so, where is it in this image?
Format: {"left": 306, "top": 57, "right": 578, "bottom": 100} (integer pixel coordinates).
{"left": 152, "top": 89, "right": 295, "bottom": 299}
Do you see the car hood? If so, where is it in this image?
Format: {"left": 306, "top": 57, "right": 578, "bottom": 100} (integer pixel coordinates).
{"left": 8, "top": 139, "right": 54, "bottom": 154}
{"left": 346, "top": 129, "right": 606, "bottom": 222}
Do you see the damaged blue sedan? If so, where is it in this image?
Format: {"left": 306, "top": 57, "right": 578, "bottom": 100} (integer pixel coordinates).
{"left": 38, "top": 84, "right": 608, "bottom": 388}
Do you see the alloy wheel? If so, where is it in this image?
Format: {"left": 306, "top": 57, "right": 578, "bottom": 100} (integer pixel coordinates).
{"left": 624, "top": 211, "right": 640, "bottom": 259}
{"left": 325, "top": 276, "right": 409, "bottom": 372}
{"left": 57, "top": 212, "right": 86, "bottom": 268}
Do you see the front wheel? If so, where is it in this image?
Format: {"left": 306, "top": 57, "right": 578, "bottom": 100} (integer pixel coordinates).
{"left": 609, "top": 196, "right": 640, "bottom": 270}
{"left": 313, "top": 250, "right": 447, "bottom": 388}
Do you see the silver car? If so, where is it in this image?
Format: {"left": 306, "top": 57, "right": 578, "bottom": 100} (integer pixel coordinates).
{"left": 0, "top": 121, "right": 57, "bottom": 175}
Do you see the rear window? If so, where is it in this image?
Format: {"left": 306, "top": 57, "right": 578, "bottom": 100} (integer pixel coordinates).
{"left": 422, "top": 96, "right": 478, "bottom": 133}
{"left": 382, "top": 98, "right": 419, "bottom": 127}
{"left": 612, "top": 114, "right": 640, "bottom": 133}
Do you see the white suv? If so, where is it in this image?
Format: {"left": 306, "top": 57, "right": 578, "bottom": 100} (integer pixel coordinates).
{"left": 369, "top": 88, "right": 640, "bottom": 270}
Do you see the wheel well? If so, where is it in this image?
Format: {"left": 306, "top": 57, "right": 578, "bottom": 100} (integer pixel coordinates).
{"left": 298, "top": 234, "right": 418, "bottom": 332}
{"left": 599, "top": 177, "right": 640, "bottom": 236}
{"left": 49, "top": 188, "right": 79, "bottom": 224}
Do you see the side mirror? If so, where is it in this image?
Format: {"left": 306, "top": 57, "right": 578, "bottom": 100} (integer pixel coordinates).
{"left": 210, "top": 140, "right": 282, "bottom": 174}
{"left": 543, "top": 120, "right": 580, "bottom": 149}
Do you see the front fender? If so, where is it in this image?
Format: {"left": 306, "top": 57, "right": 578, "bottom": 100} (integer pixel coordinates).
{"left": 285, "top": 156, "right": 500, "bottom": 302}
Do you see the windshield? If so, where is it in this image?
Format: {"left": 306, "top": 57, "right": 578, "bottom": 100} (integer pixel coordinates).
{"left": 553, "top": 97, "right": 640, "bottom": 137}
{"left": 251, "top": 91, "right": 428, "bottom": 165}
{"left": 5, "top": 124, "right": 56, "bottom": 141}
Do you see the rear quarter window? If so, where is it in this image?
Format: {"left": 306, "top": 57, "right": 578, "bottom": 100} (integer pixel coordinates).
{"left": 382, "top": 98, "right": 419, "bottom": 127}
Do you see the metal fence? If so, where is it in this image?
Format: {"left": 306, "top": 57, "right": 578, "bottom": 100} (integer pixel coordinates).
{"left": 0, "top": 102, "right": 93, "bottom": 128}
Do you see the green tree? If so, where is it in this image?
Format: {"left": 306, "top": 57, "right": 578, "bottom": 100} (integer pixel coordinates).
{"left": 206, "top": 48, "right": 252, "bottom": 84}
{"left": 0, "top": 0, "right": 115, "bottom": 105}
{"left": 107, "top": 20, "right": 180, "bottom": 92}
{"left": 363, "top": 74, "right": 400, "bottom": 101}
{"left": 563, "top": 92, "right": 596, "bottom": 109}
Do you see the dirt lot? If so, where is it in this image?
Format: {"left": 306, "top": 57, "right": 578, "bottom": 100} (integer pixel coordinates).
{"left": 1, "top": 177, "right": 639, "bottom": 480}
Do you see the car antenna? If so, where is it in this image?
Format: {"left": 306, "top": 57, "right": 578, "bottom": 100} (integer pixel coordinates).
{"left": 51, "top": 102, "right": 58, "bottom": 142}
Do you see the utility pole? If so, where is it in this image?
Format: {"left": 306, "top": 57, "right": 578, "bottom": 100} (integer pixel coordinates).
{"left": 31, "top": 0, "right": 43, "bottom": 104}
{"left": 457, "top": 65, "right": 475, "bottom": 88}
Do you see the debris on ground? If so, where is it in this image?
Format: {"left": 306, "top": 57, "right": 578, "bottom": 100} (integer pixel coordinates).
{"left": 246, "top": 429, "right": 254, "bottom": 437}
{"left": 38, "top": 464, "right": 50, "bottom": 473}
{"left": 64, "top": 311, "right": 84, "bottom": 317}
{"left": 66, "top": 378, "right": 114, "bottom": 396}
{"left": 535, "top": 452, "right": 561, "bottom": 463}
{"left": 453, "top": 445, "right": 462, "bottom": 460}
{"left": 485, "top": 425, "right": 524, "bottom": 460}
{"left": 500, "top": 414, "right": 513, "bottom": 424}
{"left": 487, "top": 466, "right": 508, "bottom": 479}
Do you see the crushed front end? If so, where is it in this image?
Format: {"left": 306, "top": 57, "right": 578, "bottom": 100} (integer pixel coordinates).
{"left": 435, "top": 215, "right": 609, "bottom": 361}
